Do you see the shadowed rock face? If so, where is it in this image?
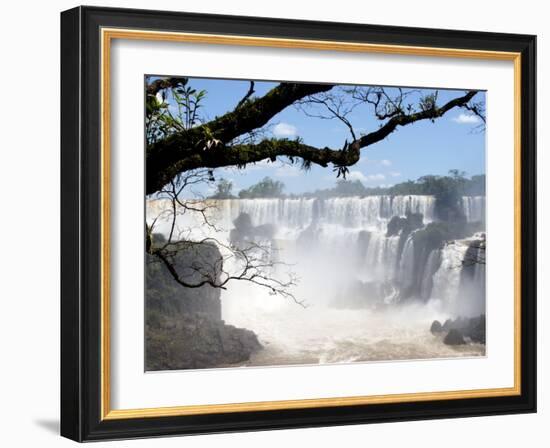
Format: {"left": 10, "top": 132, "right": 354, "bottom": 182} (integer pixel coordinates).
{"left": 386, "top": 211, "right": 424, "bottom": 238}
{"left": 430, "top": 320, "right": 443, "bottom": 334}
{"left": 430, "top": 315, "right": 486, "bottom": 346}
{"left": 146, "top": 239, "right": 222, "bottom": 319}
{"left": 146, "top": 313, "right": 261, "bottom": 370}
{"left": 145, "top": 237, "right": 262, "bottom": 371}
{"left": 230, "top": 212, "right": 275, "bottom": 247}
{"left": 444, "top": 328, "right": 466, "bottom": 345}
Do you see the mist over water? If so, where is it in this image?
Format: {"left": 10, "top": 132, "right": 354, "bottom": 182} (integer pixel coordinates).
{"left": 147, "top": 195, "right": 486, "bottom": 366}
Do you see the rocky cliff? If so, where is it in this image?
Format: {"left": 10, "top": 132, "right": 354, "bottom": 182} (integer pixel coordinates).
{"left": 145, "top": 237, "right": 261, "bottom": 370}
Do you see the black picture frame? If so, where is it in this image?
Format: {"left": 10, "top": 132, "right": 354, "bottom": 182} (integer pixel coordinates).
{"left": 61, "top": 5, "right": 536, "bottom": 442}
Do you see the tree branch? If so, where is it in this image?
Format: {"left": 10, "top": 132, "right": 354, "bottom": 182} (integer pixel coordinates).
{"left": 146, "top": 77, "right": 189, "bottom": 96}
{"left": 357, "top": 90, "right": 478, "bottom": 148}
{"left": 146, "top": 85, "right": 478, "bottom": 195}
{"left": 165, "top": 138, "right": 361, "bottom": 173}
{"left": 235, "top": 81, "right": 255, "bottom": 109}
{"left": 146, "top": 82, "right": 334, "bottom": 193}
{"left": 147, "top": 90, "right": 478, "bottom": 191}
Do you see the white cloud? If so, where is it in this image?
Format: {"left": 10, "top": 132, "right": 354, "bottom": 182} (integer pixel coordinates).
{"left": 347, "top": 171, "right": 368, "bottom": 182}
{"left": 347, "top": 171, "right": 386, "bottom": 183}
{"left": 273, "top": 122, "right": 298, "bottom": 138}
{"left": 389, "top": 171, "right": 401, "bottom": 177}
{"left": 452, "top": 113, "right": 481, "bottom": 124}
{"left": 380, "top": 159, "right": 392, "bottom": 167}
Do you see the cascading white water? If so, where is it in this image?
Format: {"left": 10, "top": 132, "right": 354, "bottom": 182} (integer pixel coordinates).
{"left": 398, "top": 233, "right": 417, "bottom": 293}
{"left": 462, "top": 196, "right": 486, "bottom": 222}
{"left": 363, "top": 232, "right": 401, "bottom": 283}
{"left": 420, "top": 249, "right": 441, "bottom": 300}
{"left": 429, "top": 233, "right": 486, "bottom": 316}
{"left": 228, "top": 195, "right": 436, "bottom": 231}
{"left": 147, "top": 195, "right": 484, "bottom": 304}
{"left": 147, "top": 194, "right": 486, "bottom": 365}
{"left": 231, "top": 198, "right": 317, "bottom": 232}
{"left": 430, "top": 242, "right": 469, "bottom": 308}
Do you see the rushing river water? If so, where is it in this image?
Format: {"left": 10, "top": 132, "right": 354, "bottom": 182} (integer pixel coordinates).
{"left": 223, "top": 289, "right": 485, "bottom": 366}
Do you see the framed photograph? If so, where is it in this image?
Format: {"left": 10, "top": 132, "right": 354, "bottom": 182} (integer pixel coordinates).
{"left": 60, "top": 6, "right": 536, "bottom": 442}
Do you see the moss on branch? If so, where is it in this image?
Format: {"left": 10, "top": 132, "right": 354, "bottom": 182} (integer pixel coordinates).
{"left": 146, "top": 84, "right": 479, "bottom": 195}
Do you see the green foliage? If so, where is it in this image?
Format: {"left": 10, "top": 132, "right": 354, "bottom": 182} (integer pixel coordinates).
{"left": 145, "top": 78, "right": 207, "bottom": 145}
{"left": 419, "top": 92, "right": 438, "bottom": 113}
{"left": 301, "top": 173, "right": 485, "bottom": 203}
{"left": 209, "top": 178, "right": 235, "bottom": 199}
{"left": 238, "top": 177, "right": 286, "bottom": 199}
{"left": 295, "top": 172, "right": 485, "bottom": 222}
{"left": 386, "top": 171, "right": 478, "bottom": 197}
{"left": 388, "top": 171, "right": 485, "bottom": 221}
{"left": 464, "top": 174, "right": 486, "bottom": 196}
{"left": 172, "top": 86, "right": 207, "bottom": 129}
{"left": 145, "top": 91, "right": 170, "bottom": 144}
{"left": 332, "top": 179, "right": 368, "bottom": 196}
{"left": 299, "top": 179, "right": 372, "bottom": 199}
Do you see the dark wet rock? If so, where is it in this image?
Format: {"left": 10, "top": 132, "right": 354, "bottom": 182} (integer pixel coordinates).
{"left": 436, "top": 315, "right": 486, "bottom": 345}
{"left": 444, "top": 328, "right": 466, "bottom": 345}
{"left": 405, "top": 211, "right": 424, "bottom": 230}
{"left": 146, "top": 312, "right": 262, "bottom": 371}
{"left": 442, "top": 318, "right": 453, "bottom": 332}
{"left": 466, "top": 315, "right": 486, "bottom": 344}
{"left": 387, "top": 211, "right": 424, "bottom": 238}
{"left": 389, "top": 212, "right": 426, "bottom": 300}
{"left": 430, "top": 320, "right": 443, "bottom": 334}
{"left": 146, "top": 241, "right": 223, "bottom": 319}
{"left": 145, "top": 237, "right": 262, "bottom": 370}
{"left": 386, "top": 216, "right": 408, "bottom": 237}
{"left": 230, "top": 212, "right": 275, "bottom": 246}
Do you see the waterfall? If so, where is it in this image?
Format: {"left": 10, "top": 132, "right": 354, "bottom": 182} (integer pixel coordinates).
{"left": 398, "top": 233, "right": 417, "bottom": 293}
{"left": 147, "top": 195, "right": 485, "bottom": 313}
{"left": 225, "top": 195, "right": 436, "bottom": 232}
{"left": 429, "top": 233, "right": 486, "bottom": 316}
{"left": 420, "top": 249, "right": 441, "bottom": 300}
{"left": 430, "top": 242, "right": 468, "bottom": 308}
{"left": 231, "top": 198, "right": 316, "bottom": 230}
{"left": 462, "top": 196, "right": 486, "bottom": 222}
{"left": 146, "top": 192, "right": 488, "bottom": 367}
{"left": 363, "top": 232, "right": 401, "bottom": 282}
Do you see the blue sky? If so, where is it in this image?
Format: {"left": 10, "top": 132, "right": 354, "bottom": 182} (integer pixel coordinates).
{"left": 153, "top": 76, "right": 486, "bottom": 196}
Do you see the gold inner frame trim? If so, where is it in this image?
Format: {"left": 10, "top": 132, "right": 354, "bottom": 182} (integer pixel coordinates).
{"left": 100, "top": 27, "right": 522, "bottom": 421}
